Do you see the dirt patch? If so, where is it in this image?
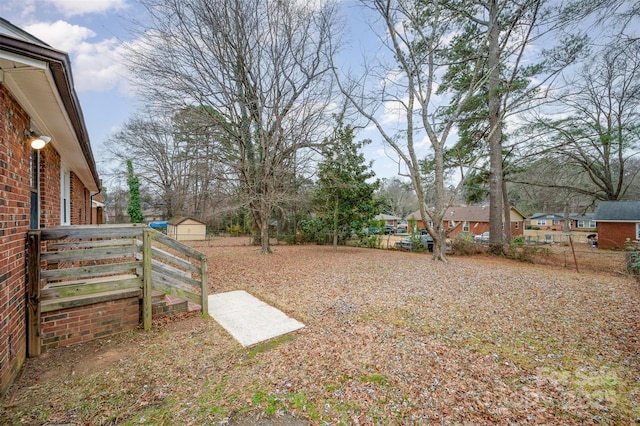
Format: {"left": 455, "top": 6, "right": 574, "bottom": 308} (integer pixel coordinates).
{"left": 26, "top": 339, "right": 133, "bottom": 382}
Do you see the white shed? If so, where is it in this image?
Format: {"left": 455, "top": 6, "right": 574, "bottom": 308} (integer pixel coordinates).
{"left": 167, "top": 216, "right": 207, "bottom": 241}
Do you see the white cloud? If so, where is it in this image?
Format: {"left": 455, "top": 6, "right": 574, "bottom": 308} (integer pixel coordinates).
{"left": 73, "top": 38, "right": 130, "bottom": 92}
{"left": 44, "top": 0, "right": 128, "bottom": 17}
{"left": 24, "top": 20, "right": 131, "bottom": 93}
{"left": 25, "top": 20, "right": 95, "bottom": 52}
{"left": 381, "top": 98, "right": 408, "bottom": 125}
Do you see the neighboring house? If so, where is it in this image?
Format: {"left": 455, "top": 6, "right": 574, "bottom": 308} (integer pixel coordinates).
{"left": 168, "top": 216, "right": 207, "bottom": 241}
{"left": 406, "top": 205, "right": 526, "bottom": 238}
{"left": 528, "top": 213, "right": 567, "bottom": 231}
{"left": 570, "top": 213, "right": 597, "bottom": 231}
{"left": 528, "top": 212, "right": 597, "bottom": 231}
{"left": 594, "top": 201, "right": 640, "bottom": 250}
{"left": 373, "top": 213, "right": 401, "bottom": 228}
{"left": 0, "top": 19, "right": 101, "bottom": 394}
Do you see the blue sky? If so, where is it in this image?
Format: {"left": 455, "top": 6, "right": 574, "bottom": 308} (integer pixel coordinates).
{"left": 1, "top": 0, "right": 143, "bottom": 173}
{"left": 0, "top": 0, "right": 421, "bottom": 183}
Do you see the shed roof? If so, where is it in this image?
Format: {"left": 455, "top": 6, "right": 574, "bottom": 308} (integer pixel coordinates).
{"left": 594, "top": 201, "right": 640, "bottom": 221}
{"left": 168, "top": 216, "right": 206, "bottom": 226}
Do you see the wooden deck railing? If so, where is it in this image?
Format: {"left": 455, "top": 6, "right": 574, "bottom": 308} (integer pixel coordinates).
{"left": 27, "top": 224, "right": 208, "bottom": 356}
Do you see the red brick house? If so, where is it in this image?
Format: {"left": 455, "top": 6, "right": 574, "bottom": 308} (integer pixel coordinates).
{"left": 594, "top": 201, "right": 640, "bottom": 250}
{"left": 406, "top": 205, "right": 526, "bottom": 238}
{"left": 1, "top": 19, "right": 101, "bottom": 394}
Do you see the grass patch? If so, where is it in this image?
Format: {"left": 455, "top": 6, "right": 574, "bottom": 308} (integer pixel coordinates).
{"left": 361, "top": 374, "right": 387, "bottom": 385}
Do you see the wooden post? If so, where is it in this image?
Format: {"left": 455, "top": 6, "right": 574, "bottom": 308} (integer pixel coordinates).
{"left": 568, "top": 234, "right": 579, "bottom": 273}
{"left": 142, "top": 228, "right": 152, "bottom": 330}
{"left": 27, "top": 231, "right": 41, "bottom": 357}
{"left": 200, "top": 256, "right": 208, "bottom": 316}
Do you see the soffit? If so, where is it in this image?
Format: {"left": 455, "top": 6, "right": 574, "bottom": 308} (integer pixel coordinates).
{"left": 0, "top": 46, "right": 99, "bottom": 192}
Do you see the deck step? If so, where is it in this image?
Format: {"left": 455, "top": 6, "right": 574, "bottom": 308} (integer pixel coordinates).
{"left": 151, "top": 292, "right": 189, "bottom": 316}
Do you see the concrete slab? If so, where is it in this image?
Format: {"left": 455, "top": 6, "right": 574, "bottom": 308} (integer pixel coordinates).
{"left": 208, "top": 290, "right": 305, "bottom": 347}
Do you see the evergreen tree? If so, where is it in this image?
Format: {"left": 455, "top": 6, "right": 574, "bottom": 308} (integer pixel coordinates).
{"left": 314, "top": 121, "right": 380, "bottom": 251}
{"left": 126, "top": 159, "right": 144, "bottom": 224}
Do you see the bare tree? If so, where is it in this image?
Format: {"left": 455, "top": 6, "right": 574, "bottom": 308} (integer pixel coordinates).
{"left": 523, "top": 39, "right": 640, "bottom": 202}
{"left": 336, "top": 0, "right": 478, "bottom": 260}
{"left": 108, "top": 114, "right": 219, "bottom": 220}
{"left": 376, "top": 177, "right": 418, "bottom": 218}
{"left": 337, "top": 0, "right": 566, "bottom": 258}
{"left": 125, "top": 0, "right": 340, "bottom": 253}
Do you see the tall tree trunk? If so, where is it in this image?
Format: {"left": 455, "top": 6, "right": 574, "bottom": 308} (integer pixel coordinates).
{"left": 432, "top": 144, "right": 447, "bottom": 260}
{"left": 332, "top": 198, "right": 339, "bottom": 252}
{"left": 487, "top": 0, "right": 504, "bottom": 250}
{"left": 260, "top": 211, "right": 271, "bottom": 254}
{"left": 502, "top": 178, "right": 511, "bottom": 241}
{"left": 251, "top": 206, "right": 262, "bottom": 246}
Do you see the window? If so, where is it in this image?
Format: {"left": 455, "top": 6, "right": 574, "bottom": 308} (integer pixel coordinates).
{"left": 537, "top": 219, "right": 546, "bottom": 226}
{"left": 463, "top": 221, "right": 469, "bottom": 232}
{"left": 636, "top": 223, "right": 640, "bottom": 240}
{"left": 553, "top": 220, "right": 560, "bottom": 225}
{"left": 577, "top": 220, "right": 596, "bottom": 229}
{"left": 61, "top": 164, "right": 70, "bottom": 225}
{"left": 515, "top": 222, "right": 519, "bottom": 229}
{"left": 448, "top": 220, "right": 454, "bottom": 228}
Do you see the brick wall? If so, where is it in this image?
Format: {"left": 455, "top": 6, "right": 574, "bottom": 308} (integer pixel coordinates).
{"left": 598, "top": 222, "right": 637, "bottom": 250}
{"left": 39, "top": 146, "right": 61, "bottom": 228}
{"left": 510, "top": 221, "right": 524, "bottom": 237}
{"left": 0, "top": 84, "right": 31, "bottom": 394}
{"left": 41, "top": 298, "right": 141, "bottom": 350}
{"left": 70, "top": 172, "right": 91, "bottom": 225}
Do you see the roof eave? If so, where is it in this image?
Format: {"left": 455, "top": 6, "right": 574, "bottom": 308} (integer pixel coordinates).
{"left": 0, "top": 33, "right": 100, "bottom": 192}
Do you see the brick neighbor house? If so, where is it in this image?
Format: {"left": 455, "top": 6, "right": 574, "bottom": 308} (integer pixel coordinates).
{"left": 594, "top": 201, "right": 640, "bottom": 250}
{"left": 1, "top": 18, "right": 102, "bottom": 395}
{"left": 406, "top": 204, "right": 526, "bottom": 238}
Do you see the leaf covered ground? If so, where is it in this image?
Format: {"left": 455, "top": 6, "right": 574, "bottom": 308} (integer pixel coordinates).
{"left": 2, "top": 240, "right": 639, "bottom": 425}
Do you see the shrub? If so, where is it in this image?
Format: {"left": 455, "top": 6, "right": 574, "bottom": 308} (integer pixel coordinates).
{"left": 451, "top": 233, "right": 477, "bottom": 256}
{"left": 299, "top": 219, "right": 328, "bottom": 244}
{"left": 282, "top": 232, "right": 314, "bottom": 245}
{"left": 226, "top": 224, "right": 241, "bottom": 236}
{"left": 358, "top": 234, "right": 381, "bottom": 249}
{"left": 511, "top": 236, "right": 526, "bottom": 246}
{"left": 507, "top": 245, "right": 535, "bottom": 263}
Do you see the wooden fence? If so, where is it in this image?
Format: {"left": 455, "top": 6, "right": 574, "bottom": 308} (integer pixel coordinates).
{"left": 27, "top": 224, "right": 208, "bottom": 356}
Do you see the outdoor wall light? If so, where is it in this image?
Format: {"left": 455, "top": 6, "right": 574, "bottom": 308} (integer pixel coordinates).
{"left": 24, "top": 129, "right": 51, "bottom": 150}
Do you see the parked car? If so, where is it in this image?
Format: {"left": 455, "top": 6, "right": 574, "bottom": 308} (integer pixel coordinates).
{"left": 384, "top": 225, "right": 395, "bottom": 235}
{"left": 396, "top": 224, "right": 408, "bottom": 234}
{"left": 395, "top": 235, "right": 434, "bottom": 252}
{"left": 474, "top": 232, "right": 490, "bottom": 242}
